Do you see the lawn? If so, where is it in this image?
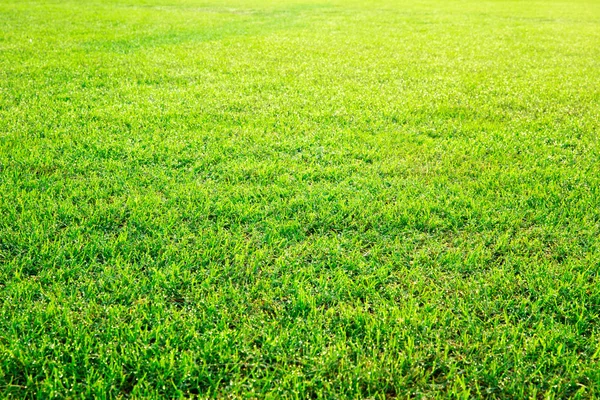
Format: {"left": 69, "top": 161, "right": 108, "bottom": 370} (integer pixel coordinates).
{"left": 1, "top": 0, "right": 599, "bottom": 397}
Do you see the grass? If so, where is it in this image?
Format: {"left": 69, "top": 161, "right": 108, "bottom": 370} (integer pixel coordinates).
{"left": 1, "top": 0, "right": 600, "bottom": 397}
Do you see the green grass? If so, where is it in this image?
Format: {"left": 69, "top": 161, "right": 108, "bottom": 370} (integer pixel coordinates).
{"left": 1, "top": 0, "right": 600, "bottom": 397}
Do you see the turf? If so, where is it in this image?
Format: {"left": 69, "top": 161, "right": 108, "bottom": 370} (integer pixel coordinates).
{"left": 1, "top": 0, "right": 600, "bottom": 398}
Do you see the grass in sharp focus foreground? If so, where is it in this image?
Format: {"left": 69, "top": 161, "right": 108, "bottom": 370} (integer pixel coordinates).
{"left": 1, "top": 0, "right": 600, "bottom": 398}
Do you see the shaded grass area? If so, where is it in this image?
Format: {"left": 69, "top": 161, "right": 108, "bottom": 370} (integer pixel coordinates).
{"left": 1, "top": 0, "right": 600, "bottom": 397}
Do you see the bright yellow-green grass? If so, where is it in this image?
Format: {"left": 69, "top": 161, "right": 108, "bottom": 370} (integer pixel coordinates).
{"left": 1, "top": 0, "right": 600, "bottom": 398}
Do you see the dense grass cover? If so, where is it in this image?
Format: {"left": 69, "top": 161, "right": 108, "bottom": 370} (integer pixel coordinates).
{"left": 1, "top": 0, "right": 599, "bottom": 397}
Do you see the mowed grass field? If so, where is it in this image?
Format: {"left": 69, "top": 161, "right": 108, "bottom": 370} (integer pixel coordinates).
{"left": 1, "top": 0, "right": 600, "bottom": 397}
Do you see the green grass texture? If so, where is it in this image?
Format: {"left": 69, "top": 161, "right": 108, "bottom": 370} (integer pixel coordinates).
{"left": 1, "top": 0, "right": 600, "bottom": 398}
